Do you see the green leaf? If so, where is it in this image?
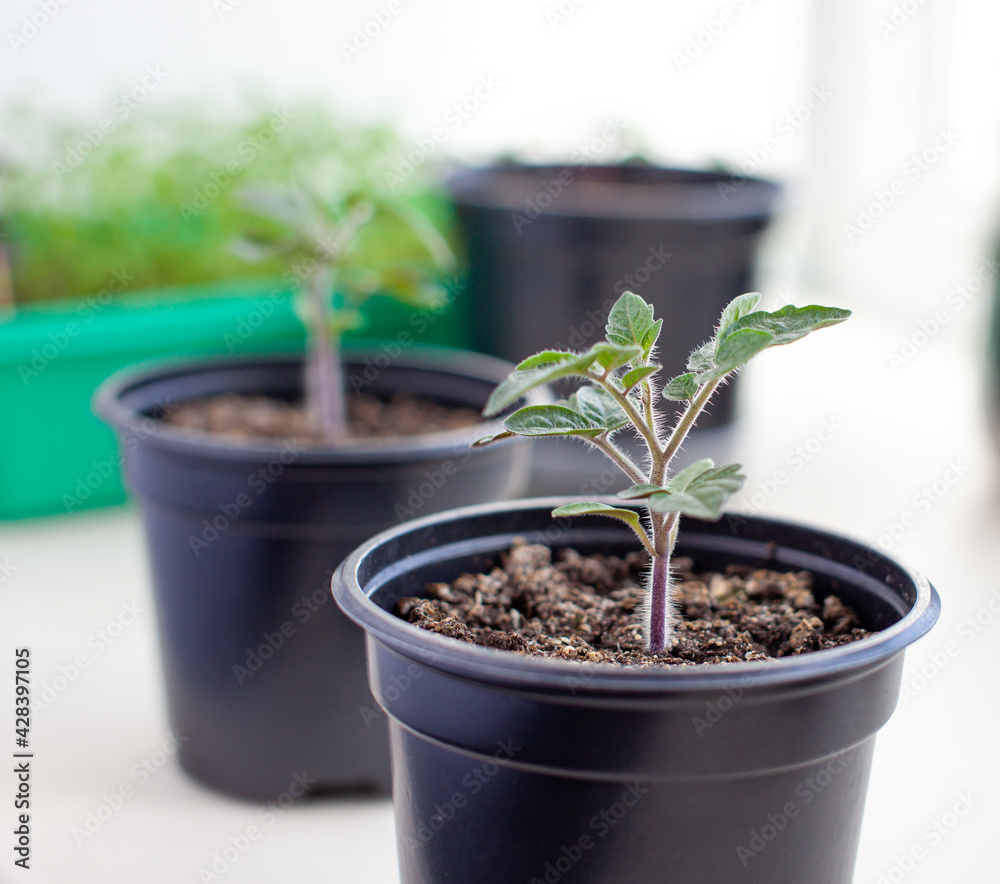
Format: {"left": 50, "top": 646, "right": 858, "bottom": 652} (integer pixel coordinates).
{"left": 667, "top": 458, "right": 716, "bottom": 492}
{"left": 686, "top": 340, "right": 715, "bottom": 373}
{"left": 516, "top": 350, "right": 577, "bottom": 371}
{"left": 715, "top": 293, "right": 761, "bottom": 348}
{"left": 471, "top": 430, "right": 515, "bottom": 448}
{"left": 700, "top": 304, "right": 851, "bottom": 383}
{"left": 721, "top": 305, "right": 852, "bottom": 349}
{"left": 617, "top": 483, "right": 667, "bottom": 500}
{"left": 648, "top": 462, "right": 746, "bottom": 520}
{"left": 484, "top": 352, "right": 600, "bottom": 417}
{"left": 587, "top": 341, "right": 643, "bottom": 371}
{"left": 568, "top": 386, "right": 627, "bottom": 431}
{"left": 503, "top": 405, "right": 603, "bottom": 437}
{"left": 551, "top": 502, "right": 645, "bottom": 535}
{"left": 606, "top": 292, "right": 659, "bottom": 357}
{"left": 621, "top": 364, "right": 659, "bottom": 392}
{"left": 661, "top": 372, "right": 698, "bottom": 401}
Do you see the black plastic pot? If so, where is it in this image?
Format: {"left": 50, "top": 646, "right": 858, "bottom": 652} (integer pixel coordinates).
{"left": 94, "top": 349, "right": 536, "bottom": 801}
{"left": 333, "top": 498, "right": 939, "bottom": 884}
{"left": 447, "top": 163, "right": 780, "bottom": 494}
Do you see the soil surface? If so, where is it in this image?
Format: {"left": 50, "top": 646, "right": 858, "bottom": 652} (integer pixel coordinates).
{"left": 396, "top": 539, "right": 872, "bottom": 666}
{"left": 164, "top": 392, "right": 481, "bottom": 441}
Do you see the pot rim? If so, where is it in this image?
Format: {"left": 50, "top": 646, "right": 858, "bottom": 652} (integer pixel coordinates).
{"left": 333, "top": 497, "right": 940, "bottom": 693}
{"left": 444, "top": 162, "right": 781, "bottom": 222}
{"left": 93, "top": 347, "right": 537, "bottom": 465}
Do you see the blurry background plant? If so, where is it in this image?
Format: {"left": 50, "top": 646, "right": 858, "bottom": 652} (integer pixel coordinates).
{"left": 0, "top": 99, "right": 454, "bottom": 307}
{"left": 232, "top": 173, "right": 456, "bottom": 437}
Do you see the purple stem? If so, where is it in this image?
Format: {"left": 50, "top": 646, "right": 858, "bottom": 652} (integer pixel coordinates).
{"left": 305, "top": 269, "right": 347, "bottom": 440}
{"left": 647, "top": 554, "right": 670, "bottom": 654}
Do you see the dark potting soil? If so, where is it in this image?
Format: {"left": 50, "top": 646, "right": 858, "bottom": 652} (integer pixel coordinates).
{"left": 163, "top": 392, "right": 481, "bottom": 442}
{"left": 396, "top": 539, "right": 872, "bottom": 666}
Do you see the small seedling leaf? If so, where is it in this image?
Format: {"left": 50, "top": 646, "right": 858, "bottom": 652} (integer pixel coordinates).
{"left": 686, "top": 340, "right": 715, "bottom": 373}
{"left": 621, "top": 364, "right": 660, "bottom": 392}
{"left": 661, "top": 372, "right": 698, "bottom": 401}
{"left": 666, "top": 458, "right": 716, "bottom": 492}
{"left": 606, "top": 292, "right": 659, "bottom": 355}
{"left": 720, "top": 305, "right": 852, "bottom": 349}
{"left": 471, "top": 430, "right": 516, "bottom": 448}
{"left": 484, "top": 351, "right": 600, "bottom": 416}
{"left": 552, "top": 502, "right": 644, "bottom": 534}
{"left": 503, "top": 405, "right": 603, "bottom": 437}
{"left": 715, "top": 293, "right": 762, "bottom": 348}
{"left": 649, "top": 462, "right": 746, "bottom": 520}
{"left": 568, "top": 386, "right": 627, "bottom": 431}
{"left": 617, "top": 483, "right": 668, "bottom": 500}
{"left": 587, "top": 341, "right": 644, "bottom": 371}
{"left": 516, "top": 350, "right": 578, "bottom": 371}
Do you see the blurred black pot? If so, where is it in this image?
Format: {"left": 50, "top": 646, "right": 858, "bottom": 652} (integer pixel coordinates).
{"left": 95, "top": 349, "right": 535, "bottom": 800}
{"left": 446, "top": 163, "right": 780, "bottom": 494}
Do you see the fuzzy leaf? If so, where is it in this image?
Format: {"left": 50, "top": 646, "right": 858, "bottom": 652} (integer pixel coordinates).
{"left": 503, "top": 405, "right": 603, "bottom": 437}
{"left": 699, "top": 305, "right": 851, "bottom": 383}
{"left": 666, "top": 458, "right": 717, "bottom": 492}
{"left": 661, "top": 372, "right": 698, "bottom": 401}
{"left": 568, "top": 386, "right": 627, "bottom": 431}
{"left": 617, "top": 483, "right": 667, "bottom": 500}
{"left": 648, "top": 462, "right": 746, "bottom": 520}
{"left": 686, "top": 340, "right": 715, "bottom": 373}
{"left": 606, "top": 292, "right": 659, "bottom": 357}
{"left": 516, "top": 350, "right": 577, "bottom": 371}
{"left": 715, "top": 293, "right": 762, "bottom": 348}
{"left": 587, "top": 341, "right": 643, "bottom": 371}
{"left": 471, "top": 430, "right": 515, "bottom": 448}
{"left": 721, "top": 305, "right": 852, "bottom": 349}
{"left": 551, "top": 502, "right": 644, "bottom": 535}
{"left": 621, "top": 364, "right": 659, "bottom": 392}
{"left": 484, "top": 352, "right": 599, "bottom": 417}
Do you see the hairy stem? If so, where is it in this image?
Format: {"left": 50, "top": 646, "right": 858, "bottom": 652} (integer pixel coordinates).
{"left": 305, "top": 267, "right": 347, "bottom": 439}
{"left": 593, "top": 375, "right": 662, "bottom": 471}
{"left": 589, "top": 436, "right": 645, "bottom": 485}
{"left": 646, "top": 515, "right": 680, "bottom": 652}
{"left": 661, "top": 378, "right": 723, "bottom": 467}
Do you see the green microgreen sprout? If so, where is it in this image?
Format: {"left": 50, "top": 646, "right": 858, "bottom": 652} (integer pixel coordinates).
{"left": 234, "top": 177, "right": 455, "bottom": 440}
{"left": 474, "top": 290, "right": 850, "bottom": 654}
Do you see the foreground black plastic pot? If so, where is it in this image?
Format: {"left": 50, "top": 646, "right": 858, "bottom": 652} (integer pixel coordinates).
{"left": 94, "top": 349, "right": 534, "bottom": 801}
{"left": 447, "top": 163, "right": 780, "bottom": 494}
{"left": 333, "top": 498, "right": 939, "bottom": 884}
